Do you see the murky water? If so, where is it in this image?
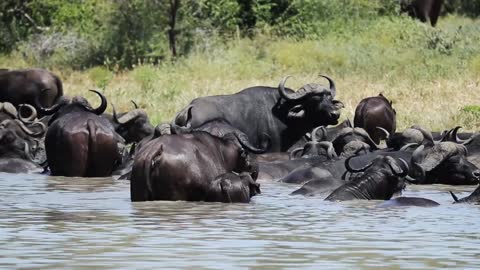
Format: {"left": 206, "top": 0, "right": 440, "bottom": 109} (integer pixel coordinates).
{"left": 1, "top": 173, "right": 480, "bottom": 269}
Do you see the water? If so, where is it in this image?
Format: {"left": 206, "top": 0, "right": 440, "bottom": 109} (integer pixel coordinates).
{"left": 1, "top": 173, "right": 480, "bottom": 269}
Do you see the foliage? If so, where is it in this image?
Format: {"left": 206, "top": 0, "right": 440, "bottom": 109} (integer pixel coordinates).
{"left": 1, "top": 0, "right": 480, "bottom": 70}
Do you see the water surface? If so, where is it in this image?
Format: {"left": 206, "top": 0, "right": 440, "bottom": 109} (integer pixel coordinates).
{"left": 1, "top": 173, "right": 480, "bottom": 269}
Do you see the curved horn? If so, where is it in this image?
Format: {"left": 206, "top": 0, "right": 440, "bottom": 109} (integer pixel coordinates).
{"left": 345, "top": 155, "right": 374, "bottom": 173}
{"left": 311, "top": 126, "right": 326, "bottom": 142}
{"left": 450, "top": 126, "right": 477, "bottom": 145}
{"left": 35, "top": 89, "right": 67, "bottom": 115}
{"left": 88, "top": 90, "right": 107, "bottom": 115}
{"left": 353, "top": 128, "right": 381, "bottom": 150}
{"left": 234, "top": 132, "right": 269, "bottom": 154}
{"left": 405, "top": 175, "right": 420, "bottom": 184}
{"left": 434, "top": 129, "right": 450, "bottom": 143}
{"left": 387, "top": 157, "right": 409, "bottom": 177}
{"left": 3, "top": 102, "right": 18, "bottom": 118}
{"left": 399, "top": 142, "right": 419, "bottom": 151}
{"left": 289, "top": 147, "right": 304, "bottom": 160}
{"left": 18, "top": 104, "right": 37, "bottom": 123}
{"left": 331, "top": 127, "right": 354, "bottom": 143}
{"left": 170, "top": 105, "right": 193, "bottom": 134}
{"left": 319, "top": 74, "right": 336, "bottom": 97}
{"left": 13, "top": 119, "right": 46, "bottom": 137}
{"left": 375, "top": 127, "right": 390, "bottom": 141}
{"left": 131, "top": 100, "right": 139, "bottom": 109}
{"left": 411, "top": 125, "right": 434, "bottom": 145}
{"left": 449, "top": 191, "right": 460, "bottom": 203}
{"left": 278, "top": 76, "right": 313, "bottom": 101}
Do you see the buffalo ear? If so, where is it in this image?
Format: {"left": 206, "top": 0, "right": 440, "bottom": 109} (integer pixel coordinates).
{"left": 287, "top": 104, "right": 305, "bottom": 120}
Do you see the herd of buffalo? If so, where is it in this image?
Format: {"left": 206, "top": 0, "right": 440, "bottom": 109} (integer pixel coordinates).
{"left": 0, "top": 68, "right": 479, "bottom": 206}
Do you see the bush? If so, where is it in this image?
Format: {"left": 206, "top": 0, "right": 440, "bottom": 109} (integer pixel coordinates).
{"left": 19, "top": 32, "right": 95, "bottom": 69}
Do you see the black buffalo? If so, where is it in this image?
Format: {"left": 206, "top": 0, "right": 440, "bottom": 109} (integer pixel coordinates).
{"left": 39, "top": 91, "right": 122, "bottom": 177}
{"left": 310, "top": 119, "right": 353, "bottom": 142}
{"left": 0, "top": 119, "right": 45, "bottom": 173}
{"left": 130, "top": 131, "right": 259, "bottom": 202}
{"left": 325, "top": 155, "right": 409, "bottom": 201}
{"left": 400, "top": 0, "right": 444, "bottom": 27}
{"left": 354, "top": 94, "right": 396, "bottom": 144}
{"left": 441, "top": 127, "right": 479, "bottom": 168}
{"left": 387, "top": 125, "right": 435, "bottom": 150}
{"left": 0, "top": 68, "right": 63, "bottom": 112}
{"left": 410, "top": 142, "right": 480, "bottom": 185}
{"left": 109, "top": 101, "right": 154, "bottom": 144}
{"left": 205, "top": 172, "right": 261, "bottom": 203}
{"left": 171, "top": 75, "right": 344, "bottom": 152}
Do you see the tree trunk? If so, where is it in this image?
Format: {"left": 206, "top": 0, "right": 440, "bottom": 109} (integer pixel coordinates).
{"left": 168, "top": 0, "right": 180, "bottom": 58}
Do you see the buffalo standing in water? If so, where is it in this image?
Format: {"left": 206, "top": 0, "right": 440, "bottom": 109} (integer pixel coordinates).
{"left": 39, "top": 91, "right": 122, "bottom": 177}
{"left": 130, "top": 131, "right": 263, "bottom": 202}
{"left": 171, "top": 75, "right": 344, "bottom": 152}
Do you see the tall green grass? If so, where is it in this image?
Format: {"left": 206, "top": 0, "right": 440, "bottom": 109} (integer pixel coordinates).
{"left": 2, "top": 16, "right": 480, "bottom": 131}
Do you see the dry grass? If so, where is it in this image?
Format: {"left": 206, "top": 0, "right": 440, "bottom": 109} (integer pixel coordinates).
{"left": 52, "top": 69, "right": 479, "bottom": 132}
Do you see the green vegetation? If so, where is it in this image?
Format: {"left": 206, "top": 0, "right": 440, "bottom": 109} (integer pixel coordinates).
{"left": 1, "top": 1, "right": 479, "bottom": 131}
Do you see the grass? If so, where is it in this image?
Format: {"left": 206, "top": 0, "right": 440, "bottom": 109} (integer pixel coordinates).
{"left": 2, "top": 16, "right": 479, "bottom": 132}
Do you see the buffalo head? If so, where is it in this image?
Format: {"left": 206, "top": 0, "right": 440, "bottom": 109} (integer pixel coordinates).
{"left": 330, "top": 127, "right": 381, "bottom": 156}
{"left": 410, "top": 142, "right": 480, "bottom": 185}
{"left": 204, "top": 172, "right": 261, "bottom": 203}
{"left": 278, "top": 75, "right": 344, "bottom": 127}
{"left": 289, "top": 139, "right": 337, "bottom": 160}
{"left": 112, "top": 101, "right": 154, "bottom": 144}
{"left": 36, "top": 90, "right": 107, "bottom": 125}
{"left": 387, "top": 125, "right": 435, "bottom": 150}
{"left": 326, "top": 155, "right": 409, "bottom": 201}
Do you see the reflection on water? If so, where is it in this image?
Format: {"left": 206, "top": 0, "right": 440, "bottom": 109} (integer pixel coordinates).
{"left": 1, "top": 172, "right": 480, "bottom": 269}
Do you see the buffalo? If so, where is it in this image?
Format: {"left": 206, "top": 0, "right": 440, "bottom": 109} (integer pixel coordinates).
{"left": 0, "top": 118, "right": 46, "bottom": 173}
{"left": 325, "top": 155, "right": 409, "bottom": 201}
{"left": 171, "top": 75, "right": 344, "bottom": 152}
{"left": 0, "top": 68, "right": 63, "bottom": 112}
{"left": 205, "top": 172, "right": 261, "bottom": 203}
{"left": 410, "top": 142, "right": 480, "bottom": 185}
{"left": 130, "top": 131, "right": 261, "bottom": 202}
{"left": 387, "top": 125, "right": 435, "bottom": 150}
{"left": 354, "top": 94, "right": 396, "bottom": 144}
{"left": 39, "top": 90, "right": 122, "bottom": 177}
{"left": 109, "top": 101, "right": 154, "bottom": 144}
{"left": 400, "top": 0, "right": 444, "bottom": 27}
